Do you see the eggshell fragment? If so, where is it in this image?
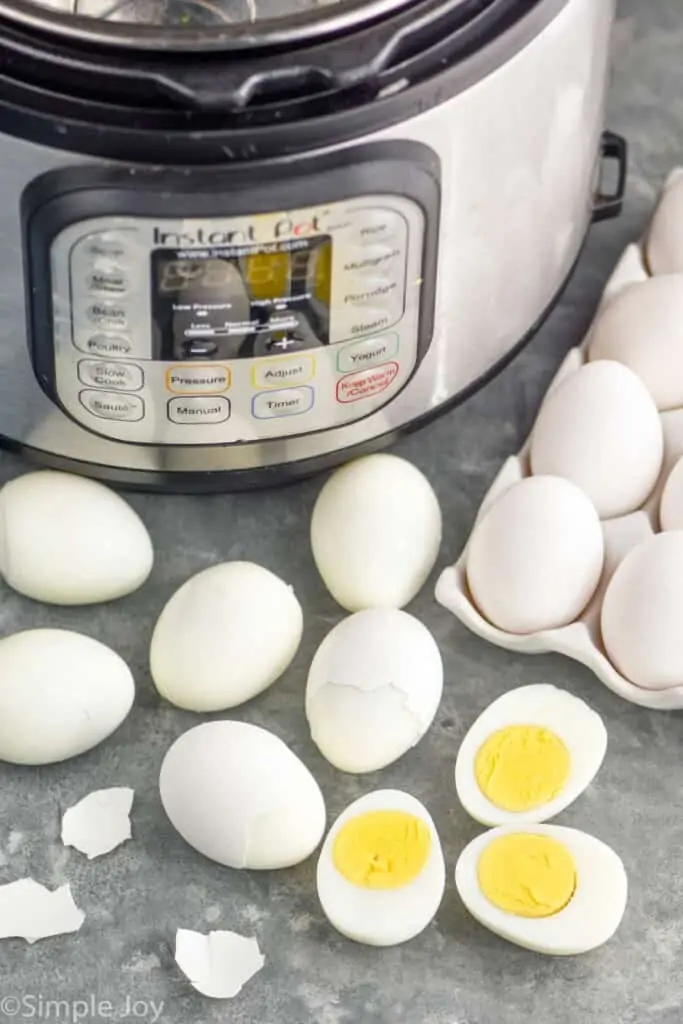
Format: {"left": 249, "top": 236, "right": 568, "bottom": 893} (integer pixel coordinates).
{"left": 61, "top": 788, "right": 134, "bottom": 859}
{"left": 529, "top": 360, "right": 663, "bottom": 519}
{"left": 159, "top": 721, "right": 326, "bottom": 869}
{"left": 150, "top": 562, "right": 303, "bottom": 712}
{"left": 0, "top": 879, "right": 85, "bottom": 943}
{"left": 465, "top": 476, "right": 604, "bottom": 635}
{"left": 175, "top": 929, "right": 265, "bottom": 998}
{"left": 0, "top": 629, "right": 135, "bottom": 765}
{"left": 601, "top": 531, "right": 683, "bottom": 690}
{"left": 0, "top": 470, "right": 153, "bottom": 605}
{"left": 588, "top": 276, "right": 683, "bottom": 411}
{"left": 310, "top": 454, "right": 442, "bottom": 611}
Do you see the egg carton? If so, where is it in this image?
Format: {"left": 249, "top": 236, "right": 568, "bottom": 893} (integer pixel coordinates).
{"left": 435, "top": 169, "right": 683, "bottom": 711}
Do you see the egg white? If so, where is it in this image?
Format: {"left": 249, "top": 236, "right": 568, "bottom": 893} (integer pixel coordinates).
{"left": 316, "top": 789, "right": 445, "bottom": 947}
{"left": 455, "top": 823, "right": 627, "bottom": 956}
{"left": 455, "top": 684, "right": 607, "bottom": 826}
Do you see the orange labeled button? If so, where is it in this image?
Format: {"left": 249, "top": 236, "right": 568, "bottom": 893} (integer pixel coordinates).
{"left": 166, "top": 364, "right": 231, "bottom": 394}
{"left": 336, "top": 362, "right": 399, "bottom": 404}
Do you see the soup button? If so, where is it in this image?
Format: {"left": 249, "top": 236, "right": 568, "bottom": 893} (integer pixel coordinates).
{"left": 336, "top": 362, "right": 399, "bottom": 403}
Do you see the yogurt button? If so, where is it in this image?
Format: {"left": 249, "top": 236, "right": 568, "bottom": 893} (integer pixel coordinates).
{"left": 337, "top": 334, "right": 399, "bottom": 373}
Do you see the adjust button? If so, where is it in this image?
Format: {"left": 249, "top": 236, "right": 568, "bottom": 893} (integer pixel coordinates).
{"left": 168, "top": 396, "right": 231, "bottom": 424}
{"left": 252, "top": 386, "right": 314, "bottom": 419}
{"left": 336, "top": 362, "right": 399, "bottom": 404}
{"left": 166, "top": 365, "right": 231, "bottom": 394}
{"left": 78, "top": 359, "right": 143, "bottom": 392}
{"left": 337, "top": 334, "right": 399, "bottom": 373}
{"left": 252, "top": 355, "right": 314, "bottom": 389}
{"left": 79, "top": 390, "right": 144, "bottom": 422}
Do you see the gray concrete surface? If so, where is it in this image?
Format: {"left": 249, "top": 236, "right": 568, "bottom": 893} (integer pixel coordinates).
{"left": 1, "top": 2, "right": 681, "bottom": 1023}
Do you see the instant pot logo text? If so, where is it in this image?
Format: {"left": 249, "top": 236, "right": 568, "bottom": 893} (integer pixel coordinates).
{"left": 153, "top": 215, "right": 323, "bottom": 248}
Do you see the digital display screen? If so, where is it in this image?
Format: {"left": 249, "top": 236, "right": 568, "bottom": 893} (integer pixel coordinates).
{"left": 150, "top": 236, "right": 332, "bottom": 362}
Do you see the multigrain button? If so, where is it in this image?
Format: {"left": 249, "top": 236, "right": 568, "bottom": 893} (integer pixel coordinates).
{"left": 337, "top": 334, "right": 399, "bottom": 373}
{"left": 168, "top": 396, "right": 231, "bottom": 424}
{"left": 79, "top": 390, "right": 144, "bottom": 422}
{"left": 166, "top": 365, "right": 231, "bottom": 394}
{"left": 252, "top": 386, "right": 314, "bottom": 419}
{"left": 336, "top": 362, "right": 399, "bottom": 403}
{"left": 78, "top": 359, "right": 143, "bottom": 392}
{"left": 252, "top": 355, "right": 315, "bottom": 389}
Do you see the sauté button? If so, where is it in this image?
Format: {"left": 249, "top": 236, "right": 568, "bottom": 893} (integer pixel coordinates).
{"left": 337, "top": 334, "right": 399, "bottom": 373}
{"left": 168, "top": 396, "right": 231, "bottom": 424}
{"left": 251, "top": 355, "right": 315, "bottom": 389}
{"left": 252, "top": 386, "right": 314, "bottom": 419}
{"left": 336, "top": 362, "right": 399, "bottom": 403}
{"left": 78, "top": 359, "right": 143, "bottom": 392}
{"left": 166, "top": 365, "right": 231, "bottom": 394}
{"left": 79, "top": 390, "right": 144, "bottom": 422}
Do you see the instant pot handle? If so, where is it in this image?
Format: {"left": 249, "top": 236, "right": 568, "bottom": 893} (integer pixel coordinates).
{"left": 592, "top": 131, "right": 628, "bottom": 223}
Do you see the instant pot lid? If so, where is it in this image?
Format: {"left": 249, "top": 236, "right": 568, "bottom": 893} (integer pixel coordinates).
{"left": 0, "top": 0, "right": 483, "bottom": 49}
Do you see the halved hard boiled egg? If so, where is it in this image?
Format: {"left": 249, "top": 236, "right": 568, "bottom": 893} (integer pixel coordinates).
{"left": 316, "top": 790, "right": 445, "bottom": 947}
{"left": 455, "top": 824, "right": 627, "bottom": 955}
{"left": 455, "top": 685, "right": 607, "bottom": 826}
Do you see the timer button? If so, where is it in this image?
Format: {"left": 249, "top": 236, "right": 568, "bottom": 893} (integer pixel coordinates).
{"left": 168, "top": 396, "right": 231, "bottom": 424}
{"left": 79, "top": 390, "right": 144, "bottom": 422}
{"left": 78, "top": 359, "right": 143, "bottom": 392}
{"left": 252, "top": 386, "right": 314, "bottom": 419}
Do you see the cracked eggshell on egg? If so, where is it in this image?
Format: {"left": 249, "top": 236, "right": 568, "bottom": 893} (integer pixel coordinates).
{"left": 150, "top": 562, "right": 303, "bottom": 712}
{"left": 159, "top": 721, "right": 326, "bottom": 869}
{"left": 529, "top": 360, "right": 663, "bottom": 519}
{"left": 310, "top": 454, "right": 442, "bottom": 612}
{"left": 0, "top": 629, "right": 135, "bottom": 765}
{"left": 306, "top": 608, "right": 443, "bottom": 773}
{"left": 0, "top": 470, "right": 153, "bottom": 605}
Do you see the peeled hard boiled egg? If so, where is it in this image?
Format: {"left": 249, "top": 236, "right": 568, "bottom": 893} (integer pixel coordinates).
{"left": 0, "top": 470, "right": 153, "bottom": 605}
{"left": 455, "top": 685, "right": 607, "bottom": 826}
{"left": 647, "top": 174, "right": 683, "bottom": 274}
{"left": 316, "top": 790, "right": 445, "bottom": 946}
{"left": 659, "top": 456, "right": 683, "bottom": 531}
{"left": 0, "top": 629, "right": 135, "bottom": 765}
{"left": 601, "top": 531, "right": 683, "bottom": 690}
{"left": 310, "top": 454, "right": 442, "bottom": 612}
{"left": 465, "top": 476, "right": 604, "bottom": 635}
{"left": 306, "top": 609, "right": 443, "bottom": 773}
{"left": 150, "top": 562, "right": 303, "bottom": 712}
{"left": 159, "top": 721, "right": 326, "bottom": 869}
{"left": 455, "top": 824, "right": 627, "bottom": 955}
{"left": 529, "top": 360, "right": 663, "bottom": 519}
{"left": 588, "top": 276, "right": 683, "bottom": 411}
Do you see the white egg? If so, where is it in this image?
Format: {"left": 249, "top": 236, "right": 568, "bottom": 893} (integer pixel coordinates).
{"left": 310, "top": 454, "right": 442, "bottom": 612}
{"left": 0, "top": 470, "right": 153, "bottom": 605}
{"left": 316, "top": 790, "right": 445, "bottom": 946}
{"left": 529, "top": 360, "right": 663, "bottom": 519}
{"left": 455, "top": 824, "right": 627, "bottom": 955}
{"left": 465, "top": 476, "right": 604, "bottom": 635}
{"left": 159, "top": 721, "right": 326, "bottom": 869}
{"left": 659, "top": 456, "right": 683, "bottom": 531}
{"left": 0, "top": 629, "right": 134, "bottom": 765}
{"left": 306, "top": 609, "right": 443, "bottom": 773}
{"left": 601, "top": 531, "right": 683, "bottom": 690}
{"left": 647, "top": 174, "right": 683, "bottom": 274}
{"left": 588, "top": 276, "right": 683, "bottom": 410}
{"left": 150, "top": 562, "right": 303, "bottom": 712}
{"left": 455, "top": 685, "right": 607, "bottom": 827}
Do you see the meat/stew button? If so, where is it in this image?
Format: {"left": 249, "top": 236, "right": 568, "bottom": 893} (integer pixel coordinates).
{"left": 336, "top": 362, "right": 399, "bottom": 404}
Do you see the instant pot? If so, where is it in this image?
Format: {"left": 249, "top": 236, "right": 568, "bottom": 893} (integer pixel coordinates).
{"left": 0, "top": 0, "right": 625, "bottom": 490}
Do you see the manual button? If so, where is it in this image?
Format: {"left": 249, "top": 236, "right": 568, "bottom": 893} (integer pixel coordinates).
{"left": 80, "top": 390, "right": 144, "bottom": 422}
{"left": 78, "top": 359, "right": 143, "bottom": 392}
{"left": 337, "top": 334, "right": 399, "bottom": 373}
{"left": 252, "top": 355, "right": 315, "bottom": 389}
{"left": 168, "top": 396, "right": 231, "bottom": 424}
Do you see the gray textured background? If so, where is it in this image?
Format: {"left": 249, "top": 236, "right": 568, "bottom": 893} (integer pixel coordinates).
{"left": 2, "top": 2, "right": 682, "bottom": 1023}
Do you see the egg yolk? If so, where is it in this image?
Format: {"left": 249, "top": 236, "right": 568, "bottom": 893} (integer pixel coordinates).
{"left": 474, "top": 724, "right": 571, "bottom": 811}
{"left": 332, "top": 810, "right": 431, "bottom": 889}
{"left": 477, "top": 832, "right": 577, "bottom": 918}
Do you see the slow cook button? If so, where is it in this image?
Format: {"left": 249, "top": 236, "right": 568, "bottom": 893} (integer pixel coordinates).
{"left": 251, "top": 355, "right": 315, "bottom": 389}
{"left": 252, "top": 386, "right": 314, "bottom": 419}
{"left": 337, "top": 334, "right": 399, "bottom": 373}
{"left": 79, "top": 390, "right": 144, "bottom": 422}
{"left": 336, "top": 362, "right": 399, "bottom": 404}
{"left": 166, "top": 365, "right": 231, "bottom": 394}
{"left": 78, "top": 359, "right": 143, "bottom": 392}
{"left": 168, "top": 396, "right": 231, "bottom": 424}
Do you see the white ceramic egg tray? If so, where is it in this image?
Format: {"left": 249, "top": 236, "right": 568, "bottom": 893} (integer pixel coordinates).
{"left": 436, "top": 169, "right": 683, "bottom": 711}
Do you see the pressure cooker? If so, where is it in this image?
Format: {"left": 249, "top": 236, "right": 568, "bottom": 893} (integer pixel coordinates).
{"left": 0, "top": 0, "right": 625, "bottom": 490}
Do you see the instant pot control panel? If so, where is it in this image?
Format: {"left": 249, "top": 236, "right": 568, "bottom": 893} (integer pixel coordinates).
{"left": 22, "top": 150, "right": 439, "bottom": 447}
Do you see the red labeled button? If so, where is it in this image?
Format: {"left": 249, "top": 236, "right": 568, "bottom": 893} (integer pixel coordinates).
{"left": 336, "top": 361, "right": 399, "bottom": 404}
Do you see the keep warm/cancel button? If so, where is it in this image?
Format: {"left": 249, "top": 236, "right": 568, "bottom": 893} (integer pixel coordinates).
{"left": 336, "top": 362, "right": 399, "bottom": 403}
{"left": 168, "top": 396, "right": 231, "bottom": 424}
